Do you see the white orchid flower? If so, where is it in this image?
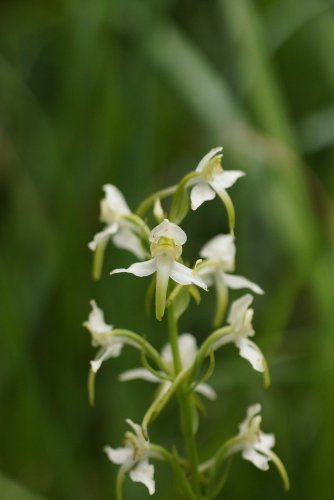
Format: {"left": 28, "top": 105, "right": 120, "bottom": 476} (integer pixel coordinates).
{"left": 111, "top": 219, "right": 207, "bottom": 321}
{"left": 83, "top": 300, "right": 125, "bottom": 373}
{"left": 233, "top": 404, "right": 275, "bottom": 471}
{"left": 198, "top": 234, "right": 264, "bottom": 326}
{"left": 88, "top": 185, "right": 146, "bottom": 278}
{"left": 119, "top": 333, "right": 217, "bottom": 401}
{"left": 189, "top": 147, "right": 245, "bottom": 211}
{"left": 104, "top": 419, "right": 156, "bottom": 495}
{"left": 213, "top": 294, "right": 265, "bottom": 373}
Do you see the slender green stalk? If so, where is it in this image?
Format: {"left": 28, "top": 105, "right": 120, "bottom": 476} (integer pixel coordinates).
{"left": 136, "top": 185, "right": 177, "bottom": 216}
{"left": 167, "top": 305, "right": 202, "bottom": 498}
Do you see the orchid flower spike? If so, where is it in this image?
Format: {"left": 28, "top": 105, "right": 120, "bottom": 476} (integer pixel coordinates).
{"left": 213, "top": 294, "right": 266, "bottom": 374}
{"left": 88, "top": 184, "right": 146, "bottom": 279}
{"left": 119, "top": 333, "right": 217, "bottom": 401}
{"left": 83, "top": 300, "right": 124, "bottom": 373}
{"left": 188, "top": 148, "right": 245, "bottom": 230}
{"left": 111, "top": 219, "right": 207, "bottom": 321}
{"left": 104, "top": 419, "right": 157, "bottom": 495}
{"left": 198, "top": 234, "right": 264, "bottom": 326}
{"left": 228, "top": 404, "right": 289, "bottom": 489}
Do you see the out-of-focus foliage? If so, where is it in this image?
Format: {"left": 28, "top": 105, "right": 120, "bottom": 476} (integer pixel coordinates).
{"left": 0, "top": 0, "right": 333, "bottom": 499}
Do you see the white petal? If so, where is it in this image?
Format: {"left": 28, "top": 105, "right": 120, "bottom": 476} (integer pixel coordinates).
{"left": 242, "top": 447, "right": 270, "bottom": 471}
{"left": 190, "top": 182, "right": 216, "bottom": 210}
{"left": 103, "top": 184, "right": 131, "bottom": 215}
{"left": 199, "top": 234, "right": 235, "bottom": 269}
{"left": 112, "top": 227, "right": 146, "bottom": 259}
{"left": 125, "top": 419, "right": 147, "bottom": 449}
{"left": 236, "top": 338, "right": 264, "bottom": 372}
{"left": 129, "top": 459, "right": 155, "bottom": 495}
{"left": 90, "top": 343, "right": 123, "bottom": 372}
{"left": 227, "top": 294, "right": 253, "bottom": 332}
{"left": 88, "top": 224, "right": 118, "bottom": 251}
{"left": 85, "top": 300, "right": 112, "bottom": 334}
{"left": 149, "top": 219, "right": 187, "bottom": 246}
{"left": 169, "top": 261, "right": 208, "bottom": 290}
{"left": 195, "top": 383, "right": 217, "bottom": 400}
{"left": 177, "top": 334, "right": 198, "bottom": 368}
{"left": 195, "top": 147, "right": 223, "bottom": 173}
{"left": 210, "top": 170, "right": 245, "bottom": 192}
{"left": 246, "top": 403, "right": 262, "bottom": 420}
{"left": 104, "top": 445, "right": 133, "bottom": 465}
{"left": 257, "top": 431, "right": 275, "bottom": 452}
{"left": 119, "top": 368, "right": 160, "bottom": 383}
{"left": 111, "top": 258, "right": 157, "bottom": 277}
{"left": 223, "top": 273, "right": 264, "bottom": 294}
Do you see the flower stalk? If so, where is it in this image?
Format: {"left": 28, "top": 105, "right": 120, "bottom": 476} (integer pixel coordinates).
{"left": 85, "top": 148, "right": 288, "bottom": 498}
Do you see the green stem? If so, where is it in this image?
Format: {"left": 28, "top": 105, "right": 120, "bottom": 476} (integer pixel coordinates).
{"left": 167, "top": 305, "right": 202, "bottom": 498}
{"left": 136, "top": 185, "right": 177, "bottom": 217}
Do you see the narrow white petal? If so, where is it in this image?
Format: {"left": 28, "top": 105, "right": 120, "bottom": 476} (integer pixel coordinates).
{"left": 236, "top": 338, "right": 264, "bottom": 372}
{"left": 242, "top": 447, "right": 270, "bottom": 471}
{"left": 111, "top": 258, "right": 157, "bottom": 277}
{"left": 104, "top": 445, "right": 133, "bottom": 465}
{"left": 190, "top": 182, "right": 216, "bottom": 210}
{"left": 112, "top": 227, "right": 146, "bottom": 259}
{"left": 195, "top": 147, "right": 223, "bottom": 173}
{"left": 149, "top": 219, "right": 187, "bottom": 246}
{"left": 210, "top": 170, "right": 245, "bottom": 191}
{"left": 119, "top": 368, "right": 160, "bottom": 383}
{"left": 170, "top": 261, "right": 208, "bottom": 290}
{"left": 223, "top": 273, "right": 264, "bottom": 294}
{"left": 195, "top": 383, "right": 217, "bottom": 400}
{"left": 103, "top": 184, "right": 131, "bottom": 214}
{"left": 88, "top": 224, "right": 118, "bottom": 251}
{"left": 129, "top": 459, "right": 155, "bottom": 495}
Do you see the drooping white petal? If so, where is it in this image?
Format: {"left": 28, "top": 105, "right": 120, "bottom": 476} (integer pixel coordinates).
{"left": 190, "top": 182, "right": 216, "bottom": 210}
{"left": 195, "top": 147, "right": 223, "bottom": 173}
{"left": 104, "top": 445, "right": 133, "bottom": 465}
{"left": 210, "top": 170, "right": 245, "bottom": 192}
{"left": 90, "top": 343, "right": 123, "bottom": 373}
{"left": 199, "top": 234, "right": 235, "bottom": 270}
{"left": 111, "top": 258, "right": 157, "bottom": 277}
{"left": 169, "top": 261, "right": 208, "bottom": 290}
{"left": 242, "top": 447, "right": 270, "bottom": 471}
{"left": 85, "top": 300, "right": 112, "bottom": 335}
{"left": 129, "top": 459, "right": 155, "bottom": 495}
{"left": 236, "top": 338, "right": 264, "bottom": 372}
{"left": 112, "top": 227, "right": 146, "bottom": 259}
{"left": 223, "top": 273, "right": 264, "bottom": 294}
{"left": 149, "top": 219, "right": 187, "bottom": 246}
{"left": 88, "top": 223, "right": 119, "bottom": 251}
{"left": 195, "top": 383, "right": 217, "bottom": 400}
{"left": 103, "top": 184, "right": 131, "bottom": 215}
{"left": 119, "top": 368, "right": 160, "bottom": 383}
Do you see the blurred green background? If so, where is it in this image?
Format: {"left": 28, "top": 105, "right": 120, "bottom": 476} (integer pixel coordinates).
{"left": 1, "top": 0, "right": 334, "bottom": 499}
